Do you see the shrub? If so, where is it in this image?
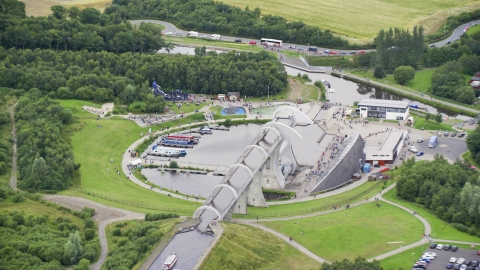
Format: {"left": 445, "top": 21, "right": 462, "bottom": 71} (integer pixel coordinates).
{"left": 12, "top": 193, "right": 25, "bottom": 203}
{"left": 145, "top": 213, "right": 179, "bottom": 221}
{"left": 168, "top": 161, "right": 178, "bottom": 168}
{"left": 84, "top": 219, "right": 94, "bottom": 229}
{"left": 84, "top": 228, "right": 96, "bottom": 241}
{"left": 112, "top": 228, "right": 122, "bottom": 236}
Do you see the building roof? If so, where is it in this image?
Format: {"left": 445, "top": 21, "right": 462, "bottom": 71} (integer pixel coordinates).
{"left": 365, "top": 130, "right": 405, "bottom": 155}
{"left": 358, "top": 99, "right": 409, "bottom": 109}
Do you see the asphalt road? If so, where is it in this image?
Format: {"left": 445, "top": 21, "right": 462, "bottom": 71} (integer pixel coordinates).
{"left": 415, "top": 136, "right": 468, "bottom": 162}
{"left": 431, "top": 20, "right": 480, "bottom": 47}
{"left": 130, "top": 19, "right": 480, "bottom": 53}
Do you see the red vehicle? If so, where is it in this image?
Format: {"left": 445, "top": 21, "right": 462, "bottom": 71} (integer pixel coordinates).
{"left": 380, "top": 168, "right": 390, "bottom": 173}
{"left": 249, "top": 41, "right": 257, "bottom": 45}
{"left": 358, "top": 50, "right": 366, "bottom": 54}
{"left": 329, "top": 50, "right": 338, "bottom": 55}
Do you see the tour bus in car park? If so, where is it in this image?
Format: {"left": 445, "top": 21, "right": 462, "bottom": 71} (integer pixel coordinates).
{"left": 428, "top": 136, "right": 438, "bottom": 148}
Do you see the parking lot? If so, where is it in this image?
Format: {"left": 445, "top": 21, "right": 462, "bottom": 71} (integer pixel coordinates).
{"left": 415, "top": 136, "right": 468, "bottom": 162}
{"left": 418, "top": 245, "right": 479, "bottom": 269}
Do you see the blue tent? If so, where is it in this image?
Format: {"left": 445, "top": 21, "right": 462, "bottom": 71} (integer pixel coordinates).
{"left": 362, "top": 163, "right": 371, "bottom": 173}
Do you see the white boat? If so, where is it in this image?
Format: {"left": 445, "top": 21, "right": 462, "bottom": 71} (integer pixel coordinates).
{"left": 163, "top": 254, "right": 178, "bottom": 270}
{"left": 328, "top": 87, "right": 335, "bottom": 93}
{"left": 150, "top": 148, "right": 186, "bottom": 157}
{"left": 198, "top": 126, "right": 212, "bottom": 134}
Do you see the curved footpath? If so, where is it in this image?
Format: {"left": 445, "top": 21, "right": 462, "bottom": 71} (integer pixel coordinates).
{"left": 130, "top": 19, "right": 480, "bottom": 52}
{"left": 43, "top": 195, "right": 144, "bottom": 270}
{"left": 235, "top": 182, "right": 480, "bottom": 265}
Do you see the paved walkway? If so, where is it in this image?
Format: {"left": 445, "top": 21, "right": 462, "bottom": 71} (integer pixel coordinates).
{"left": 340, "top": 72, "right": 480, "bottom": 115}
{"left": 8, "top": 103, "right": 18, "bottom": 190}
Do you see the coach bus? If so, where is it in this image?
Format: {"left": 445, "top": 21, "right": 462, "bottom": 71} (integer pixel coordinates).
{"left": 261, "top": 38, "right": 283, "bottom": 47}
{"left": 428, "top": 136, "right": 438, "bottom": 148}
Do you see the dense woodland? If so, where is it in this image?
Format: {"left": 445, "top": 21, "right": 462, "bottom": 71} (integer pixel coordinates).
{"left": 396, "top": 156, "right": 480, "bottom": 235}
{"left": 467, "top": 125, "right": 480, "bottom": 165}
{"left": 110, "top": 0, "right": 351, "bottom": 48}
{"left": 15, "top": 92, "right": 77, "bottom": 191}
{"left": 0, "top": 48, "right": 287, "bottom": 111}
{"left": 0, "top": 0, "right": 167, "bottom": 53}
{"left": 0, "top": 88, "right": 12, "bottom": 176}
{"left": 0, "top": 189, "right": 98, "bottom": 269}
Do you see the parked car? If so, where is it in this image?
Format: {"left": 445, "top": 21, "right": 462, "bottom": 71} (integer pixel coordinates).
{"left": 175, "top": 31, "right": 183, "bottom": 36}
{"left": 298, "top": 47, "right": 304, "bottom": 51}
{"left": 340, "top": 51, "right": 347, "bottom": 55}
{"left": 422, "top": 254, "right": 435, "bottom": 260}
{"left": 416, "top": 151, "right": 424, "bottom": 156}
{"left": 444, "top": 131, "right": 450, "bottom": 136}
{"left": 444, "top": 244, "right": 452, "bottom": 250}
{"left": 424, "top": 252, "right": 437, "bottom": 257}
{"left": 451, "top": 246, "right": 458, "bottom": 251}
{"left": 430, "top": 44, "right": 436, "bottom": 47}
{"left": 451, "top": 257, "right": 459, "bottom": 263}
{"left": 200, "top": 34, "right": 208, "bottom": 38}
{"left": 419, "top": 258, "right": 431, "bottom": 263}
{"left": 329, "top": 50, "right": 338, "bottom": 55}
{"left": 349, "top": 51, "right": 357, "bottom": 54}
{"left": 413, "top": 264, "right": 426, "bottom": 269}
{"left": 453, "top": 264, "right": 461, "bottom": 270}
{"left": 457, "top": 257, "right": 466, "bottom": 264}
{"left": 447, "top": 263, "right": 454, "bottom": 269}
{"left": 408, "top": 146, "right": 419, "bottom": 153}
{"left": 446, "top": 40, "right": 452, "bottom": 44}
{"left": 358, "top": 50, "right": 366, "bottom": 54}
{"left": 417, "top": 138, "right": 424, "bottom": 143}
{"left": 465, "top": 260, "right": 472, "bottom": 266}
{"left": 234, "top": 39, "right": 242, "bottom": 42}
{"left": 451, "top": 132, "right": 457, "bottom": 137}
{"left": 471, "top": 261, "right": 479, "bottom": 267}
{"left": 460, "top": 265, "right": 467, "bottom": 270}
{"left": 249, "top": 41, "right": 257, "bottom": 45}
{"left": 458, "top": 133, "right": 466, "bottom": 138}
{"left": 165, "top": 32, "right": 173, "bottom": 35}
{"left": 437, "top": 244, "right": 445, "bottom": 250}
{"left": 438, "top": 131, "right": 443, "bottom": 137}
{"left": 430, "top": 243, "right": 438, "bottom": 249}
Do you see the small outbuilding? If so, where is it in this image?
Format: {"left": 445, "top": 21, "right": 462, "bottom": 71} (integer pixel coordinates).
{"left": 129, "top": 159, "right": 143, "bottom": 168}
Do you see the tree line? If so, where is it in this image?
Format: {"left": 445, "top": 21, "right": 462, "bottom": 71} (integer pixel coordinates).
{"left": 109, "top": 0, "right": 353, "bottom": 48}
{"left": 396, "top": 156, "right": 480, "bottom": 236}
{"left": 466, "top": 125, "right": 480, "bottom": 165}
{"left": 0, "top": 0, "right": 167, "bottom": 53}
{"left": 15, "top": 91, "right": 78, "bottom": 191}
{"left": 0, "top": 48, "right": 287, "bottom": 113}
{"left": 0, "top": 88, "right": 12, "bottom": 176}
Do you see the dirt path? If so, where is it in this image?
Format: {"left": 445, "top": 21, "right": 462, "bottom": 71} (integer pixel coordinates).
{"left": 287, "top": 78, "right": 304, "bottom": 101}
{"left": 9, "top": 103, "right": 17, "bottom": 190}
{"left": 43, "top": 195, "right": 144, "bottom": 270}
{"left": 101, "top": 102, "right": 114, "bottom": 114}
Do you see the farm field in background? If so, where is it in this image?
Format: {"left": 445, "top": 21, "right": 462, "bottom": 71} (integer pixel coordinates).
{"left": 216, "top": 0, "right": 479, "bottom": 40}
{"left": 21, "top": 0, "right": 111, "bottom": 16}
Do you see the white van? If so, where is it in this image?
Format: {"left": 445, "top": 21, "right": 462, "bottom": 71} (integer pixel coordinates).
{"left": 210, "top": 34, "right": 221, "bottom": 40}
{"left": 187, "top": 31, "right": 198, "bottom": 37}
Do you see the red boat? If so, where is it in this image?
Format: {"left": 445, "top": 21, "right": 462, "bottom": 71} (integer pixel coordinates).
{"left": 166, "top": 135, "right": 195, "bottom": 141}
{"left": 162, "top": 254, "right": 177, "bottom": 270}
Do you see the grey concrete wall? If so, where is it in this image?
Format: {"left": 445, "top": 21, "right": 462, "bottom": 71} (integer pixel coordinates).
{"left": 312, "top": 135, "right": 365, "bottom": 192}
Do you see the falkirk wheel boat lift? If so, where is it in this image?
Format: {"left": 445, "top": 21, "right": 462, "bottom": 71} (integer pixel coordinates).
{"left": 193, "top": 107, "right": 314, "bottom": 228}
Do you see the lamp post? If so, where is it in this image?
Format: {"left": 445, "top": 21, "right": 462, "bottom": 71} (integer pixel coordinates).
{"left": 317, "top": 34, "right": 319, "bottom": 43}
{"left": 209, "top": 21, "right": 211, "bottom": 32}
{"left": 262, "top": 26, "right": 264, "bottom": 37}
{"left": 165, "top": 9, "right": 168, "bottom": 20}
{"left": 411, "top": 252, "right": 415, "bottom": 264}
{"left": 267, "top": 85, "right": 270, "bottom": 102}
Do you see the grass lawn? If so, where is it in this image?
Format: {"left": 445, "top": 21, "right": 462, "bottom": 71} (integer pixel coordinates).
{"left": 462, "top": 151, "right": 480, "bottom": 168}
{"left": 105, "top": 218, "right": 178, "bottom": 270}
{"left": 233, "top": 180, "right": 390, "bottom": 219}
{"left": 217, "top": 0, "right": 477, "bottom": 40}
{"left": 200, "top": 223, "right": 320, "bottom": 270}
{"left": 385, "top": 69, "right": 435, "bottom": 93}
{"left": 263, "top": 202, "right": 423, "bottom": 261}
{"left": 56, "top": 100, "right": 197, "bottom": 214}
{"left": 412, "top": 117, "right": 455, "bottom": 131}
{"left": 469, "top": 24, "right": 480, "bottom": 35}
{"left": 163, "top": 36, "right": 265, "bottom": 53}
{"left": 165, "top": 100, "right": 208, "bottom": 114}
{"left": 0, "top": 195, "right": 87, "bottom": 233}
{"left": 383, "top": 187, "right": 480, "bottom": 242}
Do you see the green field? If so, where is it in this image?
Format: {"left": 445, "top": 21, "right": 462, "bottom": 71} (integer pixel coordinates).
{"left": 233, "top": 180, "right": 389, "bottom": 219}
{"left": 412, "top": 116, "right": 455, "bottom": 131}
{"left": 217, "top": 0, "right": 478, "bottom": 40}
{"left": 385, "top": 69, "right": 436, "bottom": 93}
{"left": 200, "top": 223, "right": 320, "bottom": 270}
{"left": 57, "top": 100, "right": 197, "bottom": 214}
{"left": 383, "top": 187, "right": 480, "bottom": 242}
{"left": 263, "top": 202, "right": 423, "bottom": 261}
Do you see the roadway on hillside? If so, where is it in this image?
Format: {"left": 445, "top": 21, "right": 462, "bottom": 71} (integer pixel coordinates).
{"left": 9, "top": 103, "right": 17, "bottom": 190}
{"left": 130, "top": 19, "right": 480, "bottom": 53}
